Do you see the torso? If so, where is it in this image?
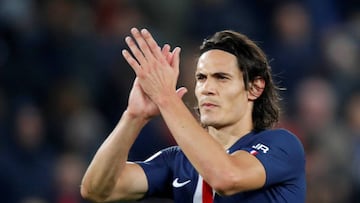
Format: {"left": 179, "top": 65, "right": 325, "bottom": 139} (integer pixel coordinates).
{"left": 139, "top": 129, "right": 306, "bottom": 203}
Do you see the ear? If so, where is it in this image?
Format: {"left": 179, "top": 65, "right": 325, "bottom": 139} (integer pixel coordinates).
{"left": 248, "top": 76, "right": 265, "bottom": 101}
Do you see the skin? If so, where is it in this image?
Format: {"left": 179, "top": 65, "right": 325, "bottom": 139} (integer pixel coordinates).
{"left": 81, "top": 28, "right": 266, "bottom": 202}
{"left": 195, "top": 49, "right": 254, "bottom": 148}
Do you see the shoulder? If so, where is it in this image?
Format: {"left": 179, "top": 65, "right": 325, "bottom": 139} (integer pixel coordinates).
{"left": 254, "top": 128, "right": 305, "bottom": 157}
{"left": 251, "top": 128, "right": 305, "bottom": 157}
{"left": 253, "top": 129, "right": 306, "bottom": 190}
{"left": 161, "top": 146, "right": 182, "bottom": 156}
{"left": 258, "top": 128, "right": 302, "bottom": 145}
{"left": 143, "top": 146, "right": 182, "bottom": 163}
{"left": 259, "top": 128, "right": 296, "bottom": 137}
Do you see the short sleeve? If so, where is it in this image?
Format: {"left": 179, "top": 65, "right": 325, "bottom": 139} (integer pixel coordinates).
{"left": 137, "top": 146, "right": 178, "bottom": 198}
{"left": 245, "top": 129, "right": 305, "bottom": 187}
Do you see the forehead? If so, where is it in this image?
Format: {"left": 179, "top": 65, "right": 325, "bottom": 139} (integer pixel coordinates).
{"left": 196, "top": 49, "right": 240, "bottom": 74}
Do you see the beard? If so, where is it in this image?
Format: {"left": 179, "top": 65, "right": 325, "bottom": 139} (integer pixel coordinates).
{"left": 200, "top": 116, "right": 223, "bottom": 129}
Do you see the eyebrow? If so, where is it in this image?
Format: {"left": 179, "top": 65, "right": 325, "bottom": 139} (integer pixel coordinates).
{"left": 213, "top": 72, "right": 232, "bottom": 78}
{"left": 195, "top": 72, "right": 233, "bottom": 77}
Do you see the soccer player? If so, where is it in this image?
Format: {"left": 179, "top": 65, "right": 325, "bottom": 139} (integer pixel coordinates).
{"left": 81, "top": 28, "right": 306, "bottom": 203}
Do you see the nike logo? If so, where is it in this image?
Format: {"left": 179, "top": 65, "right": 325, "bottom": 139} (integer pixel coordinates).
{"left": 172, "top": 178, "right": 191, "bottom": 188}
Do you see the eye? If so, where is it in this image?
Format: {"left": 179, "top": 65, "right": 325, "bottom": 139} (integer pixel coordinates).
{"left": 215, "top": 73, "right": 230, "bottom": 81}
{"left": 217, "top": 75, "right": 227, "bottom": 80}
{"left": 196, "top": 73, "right": 206, "bottom": 81}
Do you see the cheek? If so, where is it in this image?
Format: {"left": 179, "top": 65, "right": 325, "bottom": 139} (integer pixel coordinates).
{"left": 194, "top": 86, "right": 202, "bottom": 101}
{"left": 224, "top": 90, "right": 249, "bottom": 112}
{"left": 227, "top": 86, "right": 248, "bottom": 101}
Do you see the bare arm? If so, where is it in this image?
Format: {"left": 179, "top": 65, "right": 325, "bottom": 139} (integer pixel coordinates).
{"left": 80, "top": 110, "right": 149, "bottom": 202}
{"left": 81, "top": 43, "right": 187, "bottom": 202}
{"left": 80, "top": 74, "right": 158, "bottom": 202}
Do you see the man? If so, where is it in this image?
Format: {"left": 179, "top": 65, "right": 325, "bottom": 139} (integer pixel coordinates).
{"left": 81, "top": 28, "right": 306, "bottom": 203}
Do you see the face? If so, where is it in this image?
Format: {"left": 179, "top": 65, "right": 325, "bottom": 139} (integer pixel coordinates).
{"left": 195, "top": 49, "right": 251, "bottom": 129}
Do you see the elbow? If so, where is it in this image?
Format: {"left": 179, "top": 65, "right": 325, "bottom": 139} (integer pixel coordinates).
{"left": 210, "top": 174, "right": 245, "bottom": 196}
{"left": 80, "top": 185, "right": 99, "bottom": 202}
{"left": 212, "top": 184, "right": 238, "bottom": 196}
{"left": 80, "top": 185, "right": 92, "bottom": 201}
{"left": 80, "top": 184, "right": 109, "bottom": 203}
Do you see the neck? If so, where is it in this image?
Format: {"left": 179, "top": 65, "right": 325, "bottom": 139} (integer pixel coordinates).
{"left": 205, "top": 101, "right": 254, "bottom": 149}
{"left": 207, "top": 124, "right": 253, "bottom": 150}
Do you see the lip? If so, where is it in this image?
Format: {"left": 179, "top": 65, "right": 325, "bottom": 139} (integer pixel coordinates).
{"left": 200, "top": 102, "right": 219, "bottom": 109}
{"left": 202, "top": 102, "right": 217, "bottom": 107}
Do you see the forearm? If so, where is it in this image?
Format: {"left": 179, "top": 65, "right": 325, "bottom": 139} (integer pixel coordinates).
{"left": 81, "top": 110, "right": 148, "bottom": 199}
{"left": 157, "top": 95, "right": 231, "bottom": 185}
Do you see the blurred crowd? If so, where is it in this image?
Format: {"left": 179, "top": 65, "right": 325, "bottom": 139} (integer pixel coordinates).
{"left": 0, "top": 0, "right": 359, "bottom": 202}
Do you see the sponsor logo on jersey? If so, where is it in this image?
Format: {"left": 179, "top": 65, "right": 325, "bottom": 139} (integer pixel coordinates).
{"left": 252, "top": 143, "right": 270, "bottom": 153}
{"left": 172, "top": 178, "right": 191, "bottom": 188}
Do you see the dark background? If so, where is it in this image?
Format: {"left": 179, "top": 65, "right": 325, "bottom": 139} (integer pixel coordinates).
{"left": 0, "top": 0, "right": 359, "bottom": 202}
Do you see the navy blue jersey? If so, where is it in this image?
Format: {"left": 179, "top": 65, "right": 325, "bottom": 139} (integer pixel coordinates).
{"left": 138, "top": 129, "right": 306, "bottom": 203}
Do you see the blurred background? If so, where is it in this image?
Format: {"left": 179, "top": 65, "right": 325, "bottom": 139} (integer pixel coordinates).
{"left": 0, "top": 0, "right": 359, "bottom": 202}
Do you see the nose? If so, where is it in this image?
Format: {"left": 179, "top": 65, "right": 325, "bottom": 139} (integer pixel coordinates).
{"left": 201, "top": 79, "right": 216, "bottom": 95}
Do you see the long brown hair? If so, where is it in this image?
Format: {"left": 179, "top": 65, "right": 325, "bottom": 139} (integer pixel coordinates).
{"left": 199, "top": 30, "right": 281, "bottom": 131}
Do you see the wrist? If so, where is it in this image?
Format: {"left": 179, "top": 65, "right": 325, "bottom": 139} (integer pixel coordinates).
{"left": 123, "top": 110, "right": 150, "bottom": 126}
{"left": 156, "top": 93, "right": 181, "bottom": 110}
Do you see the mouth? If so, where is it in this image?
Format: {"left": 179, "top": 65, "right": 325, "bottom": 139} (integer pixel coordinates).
{"left": 200, "top": 102, "right": 219, "bottom": 109}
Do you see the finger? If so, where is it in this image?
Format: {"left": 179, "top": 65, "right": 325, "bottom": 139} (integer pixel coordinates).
{"left": 131, "top": 28, "right": 155, "bottom": 61}
{"left": 161, "top": 44, "right": 171, "bottom": 56}
{"left": 122, "top": 49, "right": 141, "bottom": 74}
{"left": 161, "top": 44, "right": 172, "bottom": 63}
{"left": 176, "top": 87, "right": 188, "bottom": 99}
{"left": 162, "top": 44, "right": 171, "bottom": 52}
{"left": 141, "top": 29, "right": 166, "bottom": 63}
{"left": 125, "top": 36, "right": 147, "bottom": 66}
{"left": 171, "top": 47, "right": 181, "bottom": 69}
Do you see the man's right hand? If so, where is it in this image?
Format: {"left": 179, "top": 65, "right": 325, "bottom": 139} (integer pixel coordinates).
{"left": 126, "top": 77, "right": 188, "bottom": 120}
{"left": 125, "top": 44, "right": 188, "bottom": 121}
{"left": 126, "top": 77, "right": 160, "bottom": 120}
{"left": 81, "top": 33, "right": 188, "bottom": 203}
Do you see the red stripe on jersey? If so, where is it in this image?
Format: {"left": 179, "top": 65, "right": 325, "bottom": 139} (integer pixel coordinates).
{"left": 202, "top": 180, "right": 213, "bottom": 203}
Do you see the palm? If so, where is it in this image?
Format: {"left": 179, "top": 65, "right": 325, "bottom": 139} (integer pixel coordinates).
{"left": 125, "top": 41, "right": 187, "bottom": 119}
{"left": 127, "top": 78, "right": 159, "bottom": 119}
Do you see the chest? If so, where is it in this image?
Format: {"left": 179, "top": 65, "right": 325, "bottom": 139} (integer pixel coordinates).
{"left": 171, "top": 154, "right": 199, "bottom": 202}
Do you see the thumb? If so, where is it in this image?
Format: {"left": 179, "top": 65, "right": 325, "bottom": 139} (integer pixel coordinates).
{"left": 176, "top": 87, "right": 188, "bottom": 99}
